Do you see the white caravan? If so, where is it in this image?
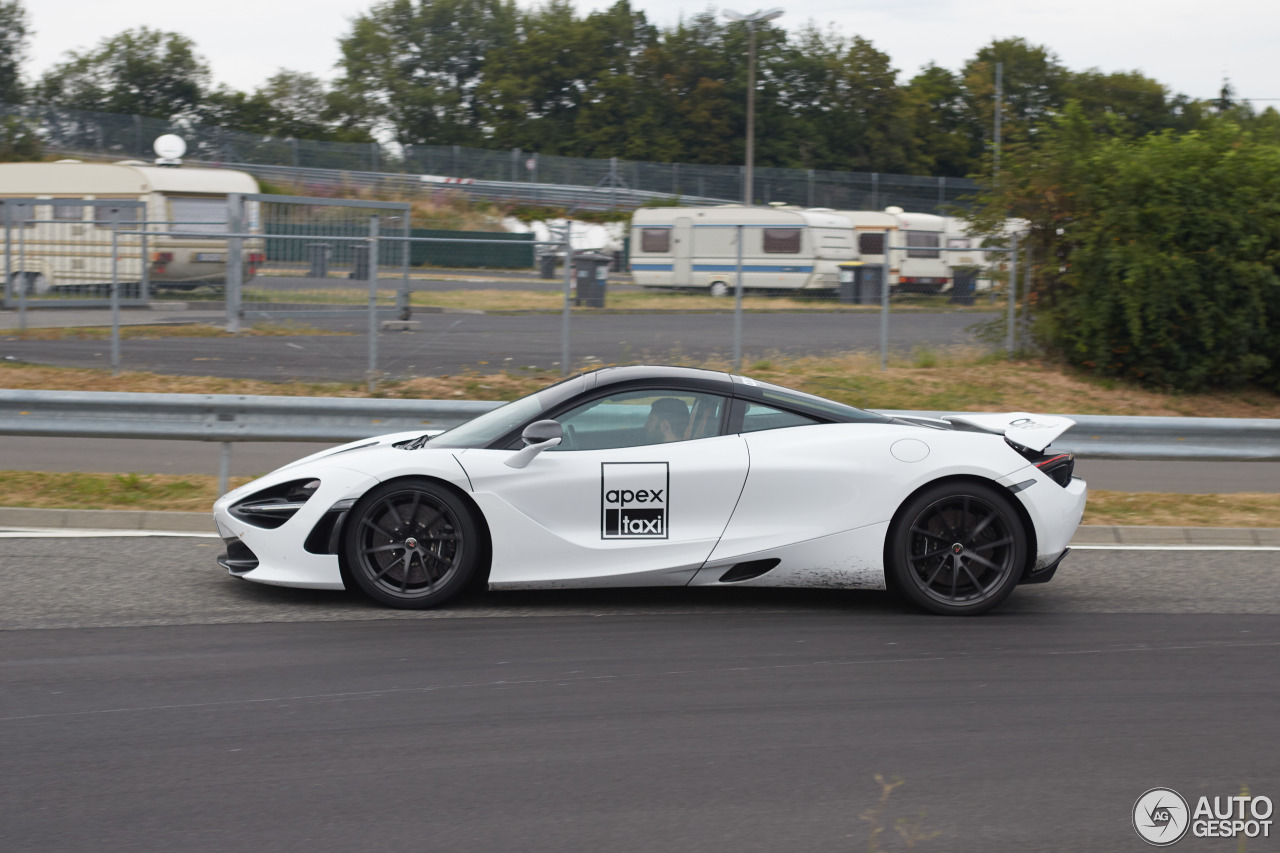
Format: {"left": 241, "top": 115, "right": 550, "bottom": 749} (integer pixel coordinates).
{"left": 0, "top": 160, "right": 260, "bottom": 292}
{"left": 817, "top": 207, "right": 951, "bottom": 293}
{"left": 630, "top": 205, "right": 856, "bottom": 295}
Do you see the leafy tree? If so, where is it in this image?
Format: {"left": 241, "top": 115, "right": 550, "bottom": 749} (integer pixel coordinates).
{"left": 0, "top": 114, "right": 39, "bottom": 159}
{"left": 0, "top": 0, "right": 28, "bottom": 104}
{"left": 902, "top": 64, "right": 981, "bottom": 177}
{"left": 198, "top": 71, "right": 371, "bottom": 142}
{"left": 334, "top": 0, "right": 518, "bottom": 146}
{"left": 36, "top": 27, "right": 209, "bottom": 118}
{"left": 975, "top": 105, "right": 1280, "bottom": 391}
{"left": 962, "top": 38, "right": 1069, "bottom": 150}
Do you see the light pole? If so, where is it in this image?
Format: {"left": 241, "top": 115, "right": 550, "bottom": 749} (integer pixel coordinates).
{"left": 723, "top": 7, "right": 784, "bottom": 206}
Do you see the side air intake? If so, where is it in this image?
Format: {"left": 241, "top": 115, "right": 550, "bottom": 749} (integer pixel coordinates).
{"left": 719, "top": 559, "right": 781, "bottom": 583}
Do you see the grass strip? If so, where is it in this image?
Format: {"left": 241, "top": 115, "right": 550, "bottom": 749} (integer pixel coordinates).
{"left": 5, "top": 350, "right": 1280, "bottom": 418}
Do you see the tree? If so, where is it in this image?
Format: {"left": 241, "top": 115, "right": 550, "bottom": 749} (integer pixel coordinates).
{"left": 334, "top": 0, "right": 518, "bottom": 146}
{"left": 962, "top": 38, "right": 1069, "bottom": 150}
{"left": 903, "top": 64, "right": 981, "bottom": 177}
{"left": 37, "top": 27, "right": 209, "bottom": 118}
{"left": 0, "top": 0, "right": 28, "bottom": 104}
{"left": 974, "top": 106, "right": 1280, "bottom": 391}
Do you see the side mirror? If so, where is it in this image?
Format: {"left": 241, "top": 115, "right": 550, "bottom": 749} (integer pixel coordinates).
{"left": 521, "top": 419, "right": 563, "bottom": 446}
{"left": 505, "top": 420, "right": 563, "bottom": 469}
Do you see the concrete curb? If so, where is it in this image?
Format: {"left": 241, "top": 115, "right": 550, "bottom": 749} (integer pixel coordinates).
{"left": 1, "top": 507, "right": 1278, "bottom": 545}
{"left": 0, "top": 507, "right": 212, "bottom": 533}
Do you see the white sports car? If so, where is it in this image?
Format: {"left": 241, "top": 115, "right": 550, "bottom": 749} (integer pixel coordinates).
{"left": 213, "top": 365, "right": 1086, "bottom": 615}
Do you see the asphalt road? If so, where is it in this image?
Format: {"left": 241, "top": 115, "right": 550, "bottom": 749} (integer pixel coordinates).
{"left": 1, "top": 436, "right": 1276, "bottom": 494}
{"left": 1, "top": 536, "right": 1277, "bottom": 851}
{"left": 1, "top": 311, "right": 995, "bottom": 381}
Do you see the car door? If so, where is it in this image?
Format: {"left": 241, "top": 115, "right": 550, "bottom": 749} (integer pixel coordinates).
{"left": 455, "top": 389, "right": 749, "bottom": 588}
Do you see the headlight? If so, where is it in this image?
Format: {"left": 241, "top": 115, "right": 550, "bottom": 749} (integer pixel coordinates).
{"left": 229, "top": 479, "right": 320, "bottom": 528}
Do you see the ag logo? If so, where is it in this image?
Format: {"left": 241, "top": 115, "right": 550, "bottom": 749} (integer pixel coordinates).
{"left": 1133, "top": 788, "right": 1190, "bottom": 846}
{"left": 601, "top": 462, "right": 668, "bottom": 539}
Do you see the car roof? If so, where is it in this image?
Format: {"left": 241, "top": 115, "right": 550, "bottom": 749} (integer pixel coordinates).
{"left": 587, "top": 365, "right": 735, "bottom": 395}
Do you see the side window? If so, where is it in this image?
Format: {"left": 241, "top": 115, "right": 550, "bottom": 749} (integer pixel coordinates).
{"left": 53, "top": 201, "right": 86, "bottom": 221}
{"left": 640, "top": 228, "right": 671, "bottom": 253}
{"left": 740, "top": 402, "right": 821, "bottom": 434}
{"left": 94, "top": 206, "right": 141, "bottom": 230}
{"left": 859, "top": 232, "right": 885, "bottom": 255}
{"left": 763, "top": 228, "right": 801, "bottom": 254}
{"left": 551, "top": 390, "right": 726, "bottom": 451}
{"left": 905, "top": 230, "right": 941, "bottom": 259}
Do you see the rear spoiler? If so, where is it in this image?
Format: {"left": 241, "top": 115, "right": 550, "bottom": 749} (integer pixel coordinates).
{"left": 941, "top": 412, "right": 1076, "bottom": 453}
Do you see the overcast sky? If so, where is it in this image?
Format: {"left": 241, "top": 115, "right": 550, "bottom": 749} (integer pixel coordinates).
{"left": 23, "top": 0, "right": 1278, "bottom": 108}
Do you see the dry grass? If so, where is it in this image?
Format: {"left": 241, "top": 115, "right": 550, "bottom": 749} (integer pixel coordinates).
{"left": 1085, "top": 490, "right": 1280, "bottom": 527}
{"left": 2, "top": 321, "right": 350, "bottom": 342}
{"left": 0, "top": 471, "right": 252, "bottom": 512}
{"left": 5, "top": 349, "right": 1280, "bottom": 417}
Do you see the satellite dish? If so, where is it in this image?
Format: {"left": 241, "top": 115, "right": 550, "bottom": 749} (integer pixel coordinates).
{"left": 153, "top": 134, "right": 187, "bottom": 163}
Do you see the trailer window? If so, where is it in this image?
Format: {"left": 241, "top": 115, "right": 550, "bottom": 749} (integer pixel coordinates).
{"left": 52, "top": 201, "right": 86, "bottom": 221}
{"left": 170, "top": 197, "right": 229, "bottom": 235}
{"left": 763, "top": 228, "right": 801, "bottom": 254}
{"left": 93, "top": 206, "right": 141, "bottom": 229}
{"left": 905, "top": 231, "right": 940, "bottom": 259}
{"left": 640, "top": 228, "right": 670, "bottom": 253}
{"left": 859, "top": 232, "right": 885, "bottom": 255}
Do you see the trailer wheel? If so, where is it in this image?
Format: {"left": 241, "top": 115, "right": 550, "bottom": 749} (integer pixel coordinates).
{"left": 708, "top": 281, "right": 730, "bottom": 298}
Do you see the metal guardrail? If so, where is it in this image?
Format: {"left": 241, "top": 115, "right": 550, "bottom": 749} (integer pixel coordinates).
{"left": 3, "top": 391, "right": 1279, "bottom": 496}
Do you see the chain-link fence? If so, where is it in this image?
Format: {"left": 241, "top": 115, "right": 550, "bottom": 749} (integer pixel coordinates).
{"left": 3, "top": 186, "right": 1034, "bottom": 388}
{"left": 2, "top": 100, "right": 980, "bottom": 215}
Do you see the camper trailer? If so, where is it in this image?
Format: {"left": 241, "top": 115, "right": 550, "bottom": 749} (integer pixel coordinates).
{"left": 818, "top": 208, "right": 951, "bottom": 293}
{"left": 629, "top": 205, "right": 856, "bottom": 294}
{"left": 0, "top": 160, "right": 259, "bottom": 294}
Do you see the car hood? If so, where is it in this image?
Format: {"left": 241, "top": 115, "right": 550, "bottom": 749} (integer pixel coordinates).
{"left": 275, "top": 429, "right": 445, "bottom": 472}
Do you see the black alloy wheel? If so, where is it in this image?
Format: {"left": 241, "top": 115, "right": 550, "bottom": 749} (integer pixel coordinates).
{"left": 888, "top": 481, "right": 1028, "bottom": 615}
{"left": 344, "top": 478, "right": 480, "bottom": 609}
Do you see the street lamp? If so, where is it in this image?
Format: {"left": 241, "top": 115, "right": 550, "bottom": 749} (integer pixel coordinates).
{"left": 723, "top": 7, "right": 784, "bottom": 206}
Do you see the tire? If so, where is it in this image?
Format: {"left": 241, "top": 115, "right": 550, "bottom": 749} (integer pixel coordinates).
{"left": 344, "top": 478, "right": 481, "bottom": 609}
{"left": 10, "top": 272, "right": 50, "bottom": 296}
{"left": 708, "top": 281, "right": 730, "bottom": 298}
{"left": 886, "top": 480, "right": 1027, "bottom": 616}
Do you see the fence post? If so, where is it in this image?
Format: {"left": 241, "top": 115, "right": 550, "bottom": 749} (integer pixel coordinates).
{"left": 110, "top": 219, "right": 121, "bottom": 376}
{"left": 225, "top": 193, "right": 243, "bottom": 334}
{"left": 397, "top": 213, "right": 411, "bottom": 320}
{"left": 2, "top": 202, "right": 10, "bottom": 314}
{"left": 561, "top": 221, "right": 573, "bottom": 377}
{"left": 871, "top": 172, "right": 879, "bottom": 210}
{"left": 880, "top": 234, "right": 891, "bottom": 371}
{"left": 133, "top": 115, "right": 142, "bottom": 156}
{"left": 807, "top": 169, "right": 815, "bottom": 208}
{"left": 1006, "top": 232, "right": 1019, "bottom": 356}
{"left": 733, "top": 225, "right": 744, "bottom": 371}
{"left": 1021, "top": 239, "right": 1033, "bottom": 351}
{"left": 218, "top": 442, "right": 232, "bottom": 497}
{"left": 367, "top": 215, "right": 380, "bottom": 393}
{"left": 16, "top": 202, "right": 27, "bottom": 331}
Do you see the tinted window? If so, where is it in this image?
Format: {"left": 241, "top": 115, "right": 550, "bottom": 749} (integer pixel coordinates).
{"left": 552, "top": 390, "right": 725, "bottom": 451}
{"left": 52, "top": 202, "right": 85, "bottom": 221}
{"left": 641, "top": 228, "right": 670, "bottom": 253}
{"left": 763, "top": 228, "right": 801, "bottom": 254}
{"left": 170, "top": 197, "right": 230, "bottom": 234}
{"left": 741, "top": 402, "right": 820, "bottom": 433}
{"left": 859, "top": 232, "right": 885, "bottom": 255}
{"left": 906, "top": 231, "right": 940, "bottom": 259}
{"left": 94, "top": 206, "right": 141, "bottom": 229}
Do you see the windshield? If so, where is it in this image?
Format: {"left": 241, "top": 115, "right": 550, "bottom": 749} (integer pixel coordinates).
{"left": 428, "top": 374, "right": 588, "bottom": 448}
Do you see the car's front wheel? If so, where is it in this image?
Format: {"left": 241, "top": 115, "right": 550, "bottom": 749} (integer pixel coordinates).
{"left": 344, "top": 478, "right": 480, "bottom": 609}
{"left": 887, "top": 480, "right": 1027, "bottom": 615}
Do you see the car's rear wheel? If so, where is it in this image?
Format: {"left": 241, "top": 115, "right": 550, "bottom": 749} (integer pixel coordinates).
{"left": 344, "top": 478, "right": 480, "bottom": 609}
{"left": 887, "top": 480, "right": 1027, "bottom": 615}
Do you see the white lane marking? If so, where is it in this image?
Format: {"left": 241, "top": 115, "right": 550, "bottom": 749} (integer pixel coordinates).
{"left": 1071, "top": 544, "right": 1280, "bottom": 551}
{"left": 0, "top": 528, "right": 218, "bottom": 539}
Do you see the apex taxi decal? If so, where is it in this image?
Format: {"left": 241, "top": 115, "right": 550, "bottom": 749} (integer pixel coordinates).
{"left": 601, "top": 462, "right": 669, "bottom": 539}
